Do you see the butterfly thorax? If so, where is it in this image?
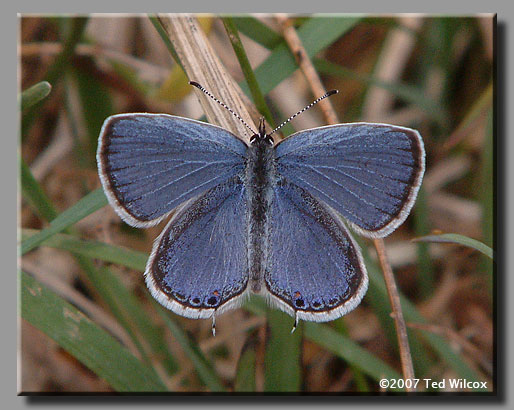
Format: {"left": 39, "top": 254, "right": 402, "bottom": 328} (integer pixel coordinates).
{"left": 245, "top": 123, "right": 276, "bottom": 293}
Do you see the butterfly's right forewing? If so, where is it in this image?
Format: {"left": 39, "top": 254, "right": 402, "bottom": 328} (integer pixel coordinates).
{"left": 275, "top": 123, "right": 424, "bottom": 238}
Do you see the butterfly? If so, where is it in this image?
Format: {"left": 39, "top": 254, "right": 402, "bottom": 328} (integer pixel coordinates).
{"left": 97, "top": 83, "right": 425, "bottom": 334}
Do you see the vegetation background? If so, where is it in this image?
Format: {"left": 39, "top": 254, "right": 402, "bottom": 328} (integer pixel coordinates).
{"left": 19, "top": 14, "right": 494, "bottom": 393}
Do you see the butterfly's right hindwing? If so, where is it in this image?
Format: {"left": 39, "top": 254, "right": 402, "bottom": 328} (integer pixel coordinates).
{"left": 265, "top": 179, "right": 368, "bottom": 322}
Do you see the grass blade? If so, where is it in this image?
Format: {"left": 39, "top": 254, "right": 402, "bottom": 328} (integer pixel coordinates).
{"left": 71, "top": 65, "right": 114, "bottom": 160}
{"left": 21, "top": 229, "right": 178, "bottom": 375}
{"left": 21, "top": 229, "right": 147, "bottom": 271}
{"left": 153, "top": 303, "right": 226, "bottom": 392}
{"left": 331, "top": 319, "right": 371, "bottom": 391}
{"left": 304, "top": 322, "right": 402, "bottom": 385}
{"left": 246, "top": 297, "right": 402, "bottom": 390}
{"left": 21, "top": 188, "right": 108, "bottom": 255}
{"left": 20, "top": 158, "right": 58, "bottom": 222}
{"left": 263, "top": 309, "right": 302, "bottom": 392}
{"left": 222, "top": 17, "right": 275, "bottom": 127}
{"left": 413, "top": 233, "right": 494, "bottom": 260}
{"left": 232, "top": 16, "right": 282, "bottom": 49}
{"left": 247, "top": 16, "right": 362, "bottom": 96}
{"left": 413, "top": 186, "right": 435, "bottom": 300}
{"left": 20, "top": 82, "right": 57, "bottom": 221}
{"left": 20, "top": 270, "right": 167, "bottom": 392}
{"left": 234, "top": 331, "right": 258, "bottom": 392}
{"left": 20, "top": 81, "right": 52, "bottom": 111}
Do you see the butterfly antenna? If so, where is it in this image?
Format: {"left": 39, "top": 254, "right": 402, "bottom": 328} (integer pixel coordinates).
{"left": 189, "top": 81, "right": 257, "bottom": 136}
{"left": 268, "top": 89, "right": 339, "bottom": 136}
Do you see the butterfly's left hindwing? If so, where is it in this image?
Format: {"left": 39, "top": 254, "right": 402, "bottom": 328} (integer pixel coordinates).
{"left": 145, "top": 176, "right": 249, "bottom": 319}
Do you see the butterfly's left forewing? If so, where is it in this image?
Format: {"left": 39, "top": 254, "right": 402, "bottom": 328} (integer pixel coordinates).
{"left": 264, "top": 179, "right": 368, "bottom": 322}
{"left": 97, "top": 114, "right": 247, "bottom": 228}
{"left": 145, "top": 176, "right": 249, "bottom": 319}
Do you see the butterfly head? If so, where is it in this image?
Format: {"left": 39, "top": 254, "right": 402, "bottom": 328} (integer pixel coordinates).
{"left": 250, "top": 117, "right": 274, "bottom": 146}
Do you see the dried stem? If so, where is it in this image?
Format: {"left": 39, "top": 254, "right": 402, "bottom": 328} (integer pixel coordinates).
{"left": 277, "top": 14, "right": 416, "bottom": 389}
{"left": 155, "top": 14, "right": 259, "bottom": 142}
{"left": 276, "top": 14, "right": 338, "bottom": 125}
{"left": 374, "top": 238, "right": 416, "bottom": 387}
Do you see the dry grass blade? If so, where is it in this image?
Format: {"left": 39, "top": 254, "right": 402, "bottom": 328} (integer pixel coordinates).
{"left": 374, "top": 238, "right": 416, "bottom": 386}
{"left": 156, "top": 14, "right": 259, "bottom": 141}
{"left": 276, "top": 14, "right": 338, "bottom": 125}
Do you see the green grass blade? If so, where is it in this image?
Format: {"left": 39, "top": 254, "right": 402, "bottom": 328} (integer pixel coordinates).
{"left": 413, "top": 233, "right": 494, "bottom": 260}
{"left": 243, "top": 295, "right": 405, "bottom": 388}
{"left": 21, "top": 229, "right": 178, "bottom": 375}
{"left": 20, "top": 80, "right": 57, "bottom": 222}
{"left": 89, "top": 267, "right": 178, "bottom": 376}
{"left": 20, "top": 81, "right": 52, "bottom": 111}
{"left": 331, "top": 319, "right": 371, "bottom": 392}
{"left": 299, "top": 16, "right": 362, "bottom": 57}
{"left": 263, "top": 309, "right": 302, "bottom": 392}
{"left": 74, "top": 256, "right": 159, "bottom": 371}
{"left": 153, "top": 304, "right": 226, "bottom": 392}
{"left": 413, "top": 186, "right": 435, "bottom": 300}
{"left": 21, "top": 229, "right": 147, "bottom": 271}
{"left": 232, "top": 16, "right": 282, "bottom": 49}
{"left": 247, "top": 16, "right": 362, "bottom": 96}
{"left": 239, "top": 295, "right": 411, "bottom": 389}
{"left": 222, "top": 17, "right": 275, "bottom": 127}
{"left": 304, "top": 323, "right": 402, "bottom": 386}
{"left": 71, "top": 65, "right": 114, "bottom": 160}
{"left": 20, "top": 158, "right": 58, "bottom": 222}
{"left": 20, "top": 188, "right": 108, "bottom": 255}
{"left": 20, "top": 270, "right": 167, "bottom": 392}
{"left": 22, "top": 17, "right": 89, "bottom": 139}
{"left": 234, "top": 331, "right": 258, "bottom": 392}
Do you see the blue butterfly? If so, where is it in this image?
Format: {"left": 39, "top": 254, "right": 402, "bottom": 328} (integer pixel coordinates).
{"left": 97, "top": 84, "right": 425, "bottom": 333}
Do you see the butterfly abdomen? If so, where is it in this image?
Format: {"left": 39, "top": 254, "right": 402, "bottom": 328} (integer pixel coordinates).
{"left": 245, "top": 139, "right": 276, "bottom": 293}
